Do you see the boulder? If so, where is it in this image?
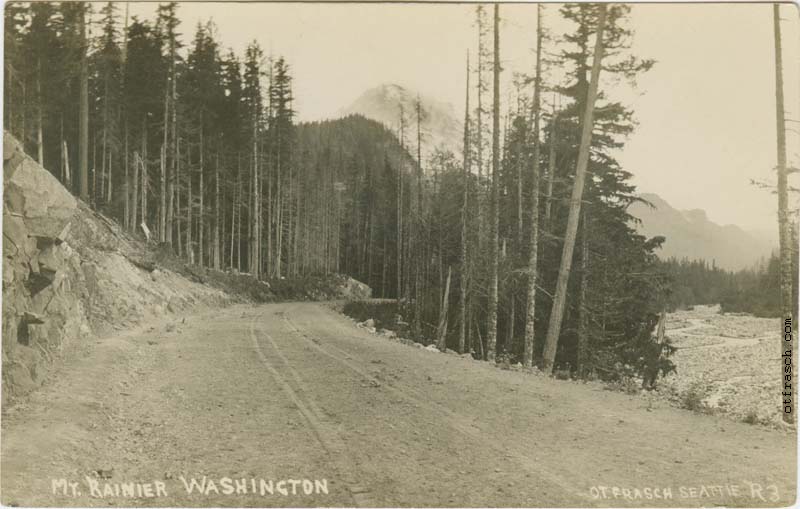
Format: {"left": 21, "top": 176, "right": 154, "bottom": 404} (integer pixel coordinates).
{"left": 4, "top": 362, "right": 36, "bottom": 396}
{"left": 335, "top": 276, "right": 372, "bottom": 300}
{"left": 3, "top": 134, "right": 26, "bottom": 177}
{"left": 4, "top": 132, "right": 77, "bottom": 239}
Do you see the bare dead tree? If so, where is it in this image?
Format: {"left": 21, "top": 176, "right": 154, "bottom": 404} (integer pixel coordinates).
{"left": 523, "top": 4, "right": 544, "bottom": 368}
{"left": 459, "top": 51, "right": 471, "bottom": 354}
{"left": 486, "top": 3, "right": 501, "bottom": 362}
{"left": 773, "top": 4, "right": 795, "bottom": 424}
{"left": 774, "top": 4, "right": 793, "bottom": 322}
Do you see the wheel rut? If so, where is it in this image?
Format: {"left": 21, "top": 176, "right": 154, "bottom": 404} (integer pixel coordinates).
{"left": 248, "top": 311, "right": 374, "bottom": 507}
{"left": 279, "top": 312, "right": 590, "bottom": 503}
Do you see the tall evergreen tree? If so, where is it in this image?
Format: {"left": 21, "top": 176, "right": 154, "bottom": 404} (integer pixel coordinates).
{"left": 156, "top": 2, "right": 181, "bottom": 244}
{"left": 93, "top": 2, "right": 123, "bottom": 207}
{"left": 268, "top": 56, "right": 295, "bottom": 278}
{"left": 242, "top": 41, "right": 263, "bottom": 276}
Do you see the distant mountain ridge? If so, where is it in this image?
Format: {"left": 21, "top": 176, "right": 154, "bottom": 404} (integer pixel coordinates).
{"left": 338, "top": 83, "right": 463, "bottom": 162}
{"left": 628, "top": 193, "right": 776, "bottom": 271}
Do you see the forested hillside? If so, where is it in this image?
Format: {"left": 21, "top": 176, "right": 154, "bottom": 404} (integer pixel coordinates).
{"left": 658, "top": 254, "right": 799, "bottom": 318}
{"left": 293, "top": 115, "right": 417, "bottom": 290}
{"left": 339, "top": 83, "right": 464, "bottom": 160}
{"left": 5, "top": 2, "right": 682, "bottom": 384}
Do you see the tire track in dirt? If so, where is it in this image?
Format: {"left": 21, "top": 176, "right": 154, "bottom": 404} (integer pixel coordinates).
{"left": 248, "top": 311, "right": 374, "bottom": 507}
{"left": 292, "top": 307, "right": 704, "bottom": 476}
{"left": 279, "top": 312, "right": 590, "bottom": 503}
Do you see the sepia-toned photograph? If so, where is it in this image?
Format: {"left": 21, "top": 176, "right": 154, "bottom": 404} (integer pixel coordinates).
{"left": 1, "top": 1, "right": 798, "bottom": 507}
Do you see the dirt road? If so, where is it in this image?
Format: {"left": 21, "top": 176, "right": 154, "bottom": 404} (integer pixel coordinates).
{"left": 2, "top": 302, "right": 796, "bottom": 507}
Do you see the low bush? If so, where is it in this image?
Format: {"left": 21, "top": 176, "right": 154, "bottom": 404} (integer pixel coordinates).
{"left": 342, "top": 300, "right": 402, "bottom": 332}
{"left": 681, "top": 381, "right": 709, "bottom": 412}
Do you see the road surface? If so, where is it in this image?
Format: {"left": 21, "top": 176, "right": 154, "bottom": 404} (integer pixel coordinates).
{"left": 2, "top": 302, "right": 796, "bottom": 507}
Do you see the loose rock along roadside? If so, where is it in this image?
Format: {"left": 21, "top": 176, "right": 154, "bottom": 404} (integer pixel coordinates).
{"left": 656, "top": 305, "right": 789, "bottom": 426}
{"left": 1, "top": 302, "right": 796, "bottom": 507}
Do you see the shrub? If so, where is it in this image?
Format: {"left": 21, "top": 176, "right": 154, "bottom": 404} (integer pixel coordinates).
{"left": 743, "top": 410, "right": 760, "bottom": 425}
{"left": 342, "top": 300, "right": 401, "bottom": 332}
{"left": 681, "top": 382, "right": 708, "bottom": 412}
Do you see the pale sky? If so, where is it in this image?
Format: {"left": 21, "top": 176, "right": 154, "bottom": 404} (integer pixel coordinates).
{"left": 123, "top": 1, "right": 800, "bottom": 234}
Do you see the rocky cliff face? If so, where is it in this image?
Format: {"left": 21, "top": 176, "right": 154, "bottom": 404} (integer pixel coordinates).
{"left": 2, "top": 133, "right": 233, "bottom": 404}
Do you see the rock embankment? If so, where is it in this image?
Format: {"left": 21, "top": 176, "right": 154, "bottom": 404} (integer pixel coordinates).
{"left": 2, "top": 132, "right": 232, "bottom": 404}
{"left": 2, "top": 131, "right": 372, "bottom": 405}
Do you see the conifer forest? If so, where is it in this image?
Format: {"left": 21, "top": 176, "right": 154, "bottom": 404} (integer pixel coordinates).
{"left": 2, "top": 3, "right": 798, "bottom": 507}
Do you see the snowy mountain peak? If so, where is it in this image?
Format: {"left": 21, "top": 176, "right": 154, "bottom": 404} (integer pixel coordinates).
{"left": 339, "top": 83, "right": 463, "bottom": 161}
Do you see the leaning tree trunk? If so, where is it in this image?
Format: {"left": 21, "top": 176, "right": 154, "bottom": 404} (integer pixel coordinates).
{"left": 436, "top": 266, "right": 453, "bottom": 352}
{"left": 486, "top": 3, "right": 501, "bottom": 362}
{"left": 523, "top": 4, "right": 544, "bottom": 368}
{"left": 541, "top": 4, "right": 607, "bottom": 374}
